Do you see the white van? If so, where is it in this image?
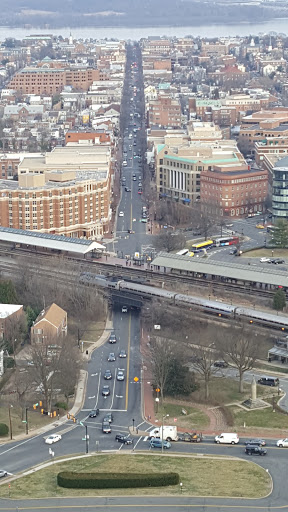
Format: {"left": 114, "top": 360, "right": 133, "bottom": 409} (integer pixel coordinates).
{"left": 214, "top": 433, "right": 239, "bottom": 445}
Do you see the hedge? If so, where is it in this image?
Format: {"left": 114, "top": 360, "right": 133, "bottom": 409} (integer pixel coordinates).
{"left": 57, "top": 471, "right": 179, "bottom": 489}
{"left": 0, "top": 423, "right": 9, "bottom": 436}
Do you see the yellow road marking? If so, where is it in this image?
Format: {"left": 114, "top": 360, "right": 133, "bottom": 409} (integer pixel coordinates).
{"left": 125, "top": 312, "right": 131, "bottom": 410}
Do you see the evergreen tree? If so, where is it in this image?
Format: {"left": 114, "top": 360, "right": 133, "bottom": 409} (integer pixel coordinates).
{"left": 273, "top": 289, "right": 286, "bottom": 311}
{"left": 0, "top": 280, "right": 17, "bottom": 304}
{"left": 271, "top": 219, "right": 288, "bottom": 248}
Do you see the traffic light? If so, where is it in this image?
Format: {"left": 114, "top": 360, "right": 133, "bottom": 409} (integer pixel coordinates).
{"left": 250, "top": 320, "right": 253, "bottom": 324}
{"left": 67, "top": 413, "right": 70, "bottom": 419}
{"left": 41, "top": 409, "right": 44, "bottom": 415}
{"left": 39, "top": 401, "right": 42, "bottom": 407}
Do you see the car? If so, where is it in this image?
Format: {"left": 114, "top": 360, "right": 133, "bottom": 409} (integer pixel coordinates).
{"left": 104, "top": 369, "right": 112, "bottom": 380}
{"left": 122, "top": 161, "right": 127, "bottom": 167}
{"left": 256, "top": 224, "right": 265, "bottom": 229}
{"left": 138, "top": 189, "right": 143, "bottom": 194}
{"left": 0, "top": 470, "right": 7, "bottom": 478}
{"left": 260, "top": 257, "right": 271, "bottom": 263}
{"left": 115, "top": 434, "right": 133, "bottom": 445}
{"left": 138, "top": 175, "right": 142, "bottom": 180}
{"left": 102, "top": 421, "right": 112, "bottom": 434}
{"left": 108, "top": 352, "right": 116, "bottom": 362}
{"left": 273, "top": 258, "right": 285, "bottom": 265}
{"left": 103, "top": 412, "right": 114, "bottom": 423}
{"left": 267, "top": 258, "right": 276, "bottom": 264}
{"left": 125, "top": 187, "right": 131, "bottom": 192}
{"left": 102, "top": 385, "right": 110, "bottom": 396}
{"left": 138, "top": 182, "right": 142, "bottom": 188}
{"left": 214, "top": 361, "right": 228, "bottom": 368}
{"left": 118, "top": 211, "right": 124, "bottom": 217}
{"left": 45, "top": 434, "right": 62, "bottom": 445}
{"left": 226, "top": 223, "right": 233, "bottom": 228}
{"left": 245, "top": 445, "right": 267, "bottom": 456}
{"left": 89, "top": 409, "right": 100, "bottom": 418}
{"left": 122, "top": 306, "right": 128, "bottom": 313}
{"left": 244, "top": 438, "right": 266, "bottom": 447}
{"left": 133, "top": 176, "right": 137, "bottom": 181}
{"left": 141, "top": 217, "right": 147, "bottom": 222}
{"left": 229, "top": 248, "right": 237, "bottom": 255}
{"left": 117, "top": 370, "right": 125, "bottom": 381}
{"left": 150, "top": 439, "right": 171, "bottom": 449}
{"left": 277, "top": 438, "right": 288, "bottom": 447}
{"left": 109, "top": 333, "right": 117, "bottom": 344}
{"left": 119, "top": 349, "right": 127, "bottom": 358}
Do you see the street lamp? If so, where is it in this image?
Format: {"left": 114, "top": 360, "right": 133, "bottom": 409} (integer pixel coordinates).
{"left": 132, "top": 418, "right": 135, "bottom": 431}
{"left": 180, "top": 482, "right": 183, "bottom": 493}
{"left": 161, "top": 414, "right": 169, "bottom": 454}
{"left": 8, "top": 405, "right": 13, "bottom": 440}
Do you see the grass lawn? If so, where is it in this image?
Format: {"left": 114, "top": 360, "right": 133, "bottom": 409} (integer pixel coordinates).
{"left": 81, "top": 319, "right": 106, "bottom": 343}
{"left": 155, "top": 403, "right": 209, "bottom": 429}
{"left": 241, "top": 248, "right": 288, "bottom": 258}
{"left": 2, "top": 454, "right": 271, "bottom": 499}
{"left": 231, "top": 404, "right": 288, "bottom": 429}
{"left": 192, "top": 376, "right": 267, "bottom": 405}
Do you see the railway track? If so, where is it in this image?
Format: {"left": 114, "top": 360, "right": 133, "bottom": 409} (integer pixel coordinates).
{"left": 0, "top": 244, "right": 274, "bottom": 302}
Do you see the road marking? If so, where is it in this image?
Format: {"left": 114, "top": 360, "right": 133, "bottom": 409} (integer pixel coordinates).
{"left": 125, "top": 313, "right": 131, "bottom": 410}
{"left": 91, "top": 373, "right": 98, "bottom": 377}
{"left": 88, "top": 396, "right": 95, "bottom": 399}
{"left": 116, "top": 395, "right": 123, "bottom": 398}
{"left": 110, "top": 367, "right": 117, "bottom": 409}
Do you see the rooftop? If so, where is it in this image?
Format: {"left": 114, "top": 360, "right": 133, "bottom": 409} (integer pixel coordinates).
{"left": 0, "top": 304, "right": 22, "bottom": 319}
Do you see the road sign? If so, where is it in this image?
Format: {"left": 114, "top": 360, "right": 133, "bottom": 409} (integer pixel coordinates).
{"left": 134, "top": 377, "right": 139, "bottom": 382}
{"left": 79, "top": 421, "right": 84, "bottom": 427}
{"left": 155, "top": 388, "right": 160, "bottom": 393}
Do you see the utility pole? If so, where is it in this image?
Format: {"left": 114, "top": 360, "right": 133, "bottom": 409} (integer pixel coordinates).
{"left": 85, "top": 425, "right": 89, "bottom": 454}
{"left": 25, "top": 407, "right": 28, "bottom": 435}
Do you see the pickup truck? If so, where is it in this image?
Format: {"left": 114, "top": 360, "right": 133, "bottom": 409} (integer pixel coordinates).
{"left": 178, "top": 432, "right": 203, "bottom": 443}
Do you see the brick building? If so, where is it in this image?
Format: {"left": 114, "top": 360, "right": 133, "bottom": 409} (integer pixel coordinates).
{"left": 148, "top": 96, "right": 182, "bottom": 128}
{"left": 201, "top": 167, "right": 268, "bottom": 218}
{"left": 65, "top": 131, "right": 111, "bottom": 145}
{"left": 31, "top": 303, "right": 67, "bottom": 344}
{"left": 8, "top": 67, "right": 99, "bottom": 95}
{"left": 0, "top": 304, "right": 24, "bottom": 341}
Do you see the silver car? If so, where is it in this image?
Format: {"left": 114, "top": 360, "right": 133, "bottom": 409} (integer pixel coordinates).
{"left": 117, "top": 370, "right": 125, "bottom": 381}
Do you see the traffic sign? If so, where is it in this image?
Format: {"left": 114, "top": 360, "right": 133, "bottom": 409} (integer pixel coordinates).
{"left": 156, "top": 388, "right": 160, "bottom": 393}
{"left": 134, "top": 377, "right": 139, "bottom": 382}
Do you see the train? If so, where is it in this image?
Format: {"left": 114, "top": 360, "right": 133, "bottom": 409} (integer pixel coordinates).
{"left": 79, "top": 273, "right": 288, "bottom": 332}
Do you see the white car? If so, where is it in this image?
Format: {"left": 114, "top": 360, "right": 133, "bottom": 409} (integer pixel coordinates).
{"left": 260, "top": 257, "right": 271, "bottom": 263}
{"left": 121, "top": 306, "right": 128, "bottom": 313}
{"left": 122, "top": 161, "right": 127, "bottom": 167}
{"left": 45, "top": 434, "right": 62, "bottom": 445}
{"left": 119, "top": 211, "right": 124, "bottom": 217}
{"left": 277, "top": 438, "right": 288, "bottom": 447}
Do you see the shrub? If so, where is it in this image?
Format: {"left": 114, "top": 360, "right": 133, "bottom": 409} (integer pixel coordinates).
{"left": 57, "top": 472, "right": 179, "bottom": 489}
{"left": 54, "top": 402, "right": 68, "bottom": 410}
{"left": 0, "top": 423, "right": 9, "bottom": 436}
{"left": 4, "top": 357, "right": 15, "bottom": 369}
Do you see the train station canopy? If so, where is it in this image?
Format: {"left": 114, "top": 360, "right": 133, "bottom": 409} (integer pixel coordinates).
{"left": 151, "top": 252, "right": 288, "bottom": 288}
{"left": 0, "top": 227, "right": 106, "bottom": 255}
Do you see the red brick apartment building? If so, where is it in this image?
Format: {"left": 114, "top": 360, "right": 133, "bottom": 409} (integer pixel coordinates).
{"left": 148, "top": 96, "right": 182, "bottom": 128}
{"left": 201, "top": 166, "right": 268, "bottom": 218}
{"left": 8, "top": 67, "right": 99, "bottom": 95}
{"left": 65, "top": 131, "right": 111, "bottom": 145}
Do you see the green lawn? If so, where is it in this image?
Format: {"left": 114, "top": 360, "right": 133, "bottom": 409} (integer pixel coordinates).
{"left": 231, "top": 404, "right": 288, "bottom": 429}
{"left": 0, "top": 404, "right": 54, "bottom": 439}
{"left": 242, "top": 248, "right": 288, "bottom": 258}
{"left": 2, "top": 454, "right": 271, "bottom": 499}
{"left": 192, "top": 376, "right": 267, "bottom": 405}
{"left": 155, "top": 403, "right": 209, "bottom": 429}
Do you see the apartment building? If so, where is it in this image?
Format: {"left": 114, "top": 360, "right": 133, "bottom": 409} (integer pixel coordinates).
{"left": 0, "top": 169, "right": 110, "bottom": 239}
{"left": 155, "top": 141, "right": 246, "bottom": 205}
{"left": 8, "top": 67, "right": 99, "bottom": 95}
{"left": 238, "top": 119, "right": 288, "bottom": 156}
{"left": 187, "top": 121, "right": 223, "bottom": 142}
{"left": 148, "top": 96, "right": 182, "bottom": 128}
{"left": 272, "top": 155, "right": 288, "bottom": 221}
{"left": 201, "top": 166, "right": 268, "bottom": 218}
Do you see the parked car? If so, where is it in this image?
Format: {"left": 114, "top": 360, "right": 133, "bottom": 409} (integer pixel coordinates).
{"left": 277, "top": 438, "right": 288, "bottom": 447}
{"left": 245, "top": 445, "right": 267, "bottom": 456}
{"left": 273, "top": 258, "right": 285, "bottom": 265}
{"left": 109, "top": 333, "right": 117, "bottom": 344}
{"left": 45, "top": 434, "right": 62, "bottom": 444}
{"left": 108, "top": 352, "right": 116, "bottom": 362}
{"left": 214, "top": 361, "right": 228, "bottom": 368}
{"left": 89, "top": 409, "right": 99, "bottom": 418}
{"left": 102, "top": 421, "right": 112, "bottom": 434}
{"left": 115, "top": 434, "right": 133, "bottom": 445}
{"left": 0, "top": 470, "right": 7, "bottom": 478}
{"left": 104, "top": 369, "right": 112, "bottom": 380}
{"left": 119, "top": 350, "right": 127, "bottom": 358}
{"left": 260, "top": 257, "right": 271, "bottom": 263}
{"left": 244, "top": 438, "right": 266, "bottom": 447}
{"left": 103, "top": 412, "right": 114, "bottom": 423}
{"left": 150, "top": 439, "right": 171, "bottom": 449}
{"left": 102, "top": 385, "right": 110, "bottom": 397}
{"left": 258, "top": 376, "right": 279, "bottom": 387}
{"left": 117, "top": 370, "right": 125, "bottom": 381}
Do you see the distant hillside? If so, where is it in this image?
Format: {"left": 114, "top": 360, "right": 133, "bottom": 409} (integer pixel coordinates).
{"left": 1, "top": 0, "right": 287, "bottom": 28}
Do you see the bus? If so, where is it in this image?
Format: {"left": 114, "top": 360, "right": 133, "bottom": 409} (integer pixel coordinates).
{"left": 190, "top": 240, "right": 214, "bottom": 253}
{"left": 176, "top": 249, "right": 195, "bottom": 257}
{"left": 213, "top": 236, "right": 239, "bottom": 247}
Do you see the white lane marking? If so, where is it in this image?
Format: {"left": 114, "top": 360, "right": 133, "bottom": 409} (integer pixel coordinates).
{"left": 94, "top": 370, "right": 102, "bottom": 409}
{"left": 88, "top": 396, "right": 96, "bottom": 399}
{"left": 116, "top": 395, "right": 123, "bottom": 398}
{"left": 91, "top": 373, "right": 98, "bottom": 377}
{"left": 110, "top": 367, "right": 117, "bottom": 410}
{"left": 133, "top": 436, "right": 143, "bottom": 450}
{"left": 0, "top": 434, "right": 42, "bottom": 456}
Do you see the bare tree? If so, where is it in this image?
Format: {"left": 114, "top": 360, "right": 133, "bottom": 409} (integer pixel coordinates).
{"left": 2, "top": 314, "right": 28, "bottom": 356}
{"left": 155, "top": 230, "right": 186, "bottom": 253}
{"left": 147, "top": 336, "right": 175, "bottom": 404}
{"left": 216, "top": 326, "right": 260, "bottom": 393}
{"left": 190, "top": 344, "right": 218, "bottom": 400}
{"left": 57, "top": 338, "right": 80, "bottom": 404}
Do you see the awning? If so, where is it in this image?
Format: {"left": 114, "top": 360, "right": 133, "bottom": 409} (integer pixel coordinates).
{"left": 268, "top": 347, "right": 288, "bottom": 357}
{"left": 182, "top": 198, "right": 191, "bottom": 203}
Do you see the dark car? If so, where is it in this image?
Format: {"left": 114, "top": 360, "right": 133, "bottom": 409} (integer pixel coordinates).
{"left": 104, "top": 369, "right": 112, "bottom": 380}
{"left": 89, "top": 408, "right": 99, "bottom": 418}
{"left": 109, "top": 333, "right": 117, "bottom": 344}
{"left": 245, "top": 444, "right": 267, "bottom": 456}
{"left": 244, "top": 438, "right": 266, "bottom": 447}
{"left": 214, "top": 361, "right": 228, "bottom": 368}
{"left": 108, "top": 352, "right": 116, "bottom": 362}
{"left": 102, "top": 421, "right": 112, "bottom": 434}
{"left": 125, "top": 187, "right": 131, "bottom": 192}
{"left": 119, "top": 349, "right": 127, "bottom": 358}
{"left": 102, "top": 385, "right": 110, "bottom": 396}
{"left": 273, "top": 259, "right": 285, "bottom": 265}
{"left": 103, "top": 412, "right": 114, "bottom": 423}
{"left": 115, "top": 434, "right": 133, "bottom": 445}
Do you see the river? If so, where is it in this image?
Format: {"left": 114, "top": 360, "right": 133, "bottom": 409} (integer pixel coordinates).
{"left": 0, "top": 18, "right": 288, "bottom": 41}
